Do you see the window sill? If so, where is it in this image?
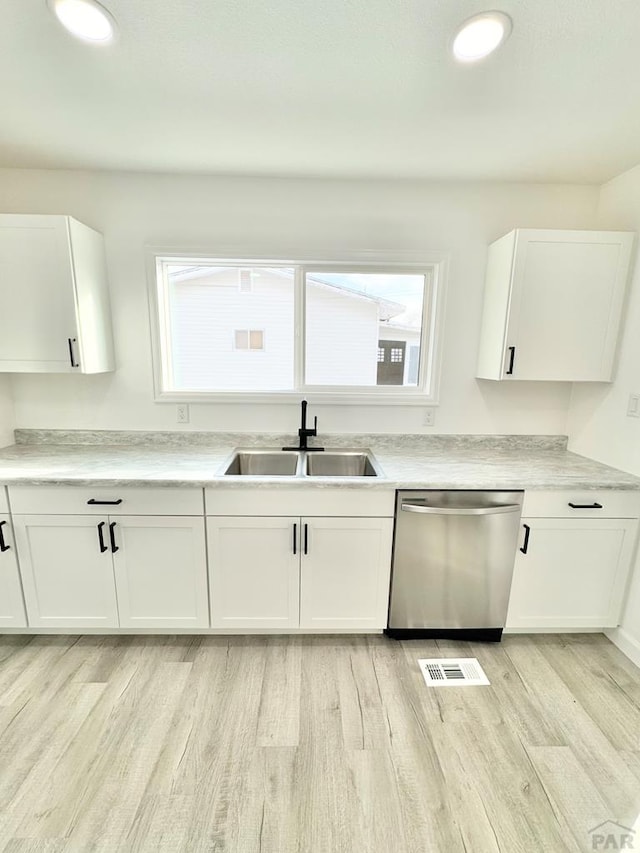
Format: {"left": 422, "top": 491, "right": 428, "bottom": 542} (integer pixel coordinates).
{"left": 155, "top": 390, "right": 440, "bottom": 407}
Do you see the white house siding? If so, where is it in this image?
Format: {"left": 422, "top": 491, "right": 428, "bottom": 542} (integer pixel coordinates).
{"left": 168, "top": 268, "right": 384, "bottom": 391}
{"left": 305, "top": 286, "right": 379, "bottom": 385}
{"left": 169, "top": 269, "right": 295, "bottom": 390}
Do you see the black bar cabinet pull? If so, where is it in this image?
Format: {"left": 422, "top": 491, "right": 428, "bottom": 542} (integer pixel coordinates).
{"left": 68, "top": 337, "right": 78, "bottom": 368}
{"left": 293, "top": 523, "right": 297, "bottom": 555}
{"left": 0, "top": 520, "right": 10, "bottom": 553}
{"left": 87, "top": 498, "right": 123, "bottom": 506}
{"left": 109, "top": 522, "right": 119, "bottom": 553}
{"left": 568, "top": 502, "right": 603, "bottom": 509}
{"left": 519, "top": 523, "right": 531, "bottom": 554}
{"left": 303, "top": 523, "right": 308, "bottom": 555}
{"left": 97, "top": 522, "right": 108, "bottom": 554}
{"left": 505, "top": 346, "right": 516, "bottom": 375}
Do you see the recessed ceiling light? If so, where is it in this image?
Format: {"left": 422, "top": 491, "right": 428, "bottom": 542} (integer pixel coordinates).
{"left": 452, "top": 11, "right": 512, "bottom": 63}
{"left": 48, "top": 0, "right": 116, "bottom": 43}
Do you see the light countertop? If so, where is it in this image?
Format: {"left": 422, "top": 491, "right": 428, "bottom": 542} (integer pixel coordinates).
{"left": 0, "top": 431, "right": 638, "bottom": 491}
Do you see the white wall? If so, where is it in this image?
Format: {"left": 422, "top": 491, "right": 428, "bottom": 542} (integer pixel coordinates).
{"left": 568, "top": 164, "right": 640, "bottom": 664}
{"left": 0, "top": 168, "right": 599, "bottom": 434}
{"left": 0, "top": 375, "right": 14, "bottom": 447}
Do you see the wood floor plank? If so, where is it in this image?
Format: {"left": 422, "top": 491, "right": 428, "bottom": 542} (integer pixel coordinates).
{"left": 0, "top": 637, "right": 76, "bottom": 707}
{"left": 2, "top": 841, "right": 66, "bottom": 853}
{"left": 525, "top": 745, "right": 612, "bottom": 853}
{"left": 504, "top": 636, "right": 640, "bottom": 825}
{"left": 433, "top": 721, "right": 581, "bottom": 852}
{"left": 177, "top": 637, "right": 270, "bottom": 851}
{"left": 369, "top": 639, "right": 466, "bottom": 851}
{"left": 469, "top": 640, "right": 566, "bottom": 747}
{"left": 60, "top": 659, "right": 193, "bottom": 849}
{"left": 10, "top": 661, "right": 138, "bottom": 839}
{"left": 0, "top": 681, "right": 106, "bottom": 841}
{"left": 538, "top": 639, "right": 640, "bottom": 751}
{"left": 256, "top": 635, "right": 301, "bottom": 748}
{"left": 336, "top": 636, "right": 392, "bottom": 750}
{"left": 0, "top": 633, "right": 638, "bottom": 852}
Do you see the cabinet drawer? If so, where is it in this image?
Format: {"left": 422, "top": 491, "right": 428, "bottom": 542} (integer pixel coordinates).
{"left": 0, "top": 487, "right": 8, "bottom": 515}
{"left": 8, "top": 485, "right": 204, "bottom": 516}
{"left": 522, "top": 490, "right": 640, "bottom": 519}
{"left": 205, "top": 487, "right": 395, "bottom": 517}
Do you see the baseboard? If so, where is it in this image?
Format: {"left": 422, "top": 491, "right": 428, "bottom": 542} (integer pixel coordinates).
{"left": 0, "top": 627, "right": 385, "bottom": 636}
{"left": 604, "top": 626, "right": 640, "bottom": 670}
{"left": 504, "top": 627, "right": 603, "bottom": 634}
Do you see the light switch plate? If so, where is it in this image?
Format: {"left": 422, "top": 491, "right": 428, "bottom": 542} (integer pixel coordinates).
{"left": 627, "top": 394, "right": 640, "bottom": 418}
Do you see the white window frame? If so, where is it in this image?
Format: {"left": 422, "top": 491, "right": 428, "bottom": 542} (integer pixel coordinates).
{"left": 147, "top": 250, "right": 447, "bottom": 406}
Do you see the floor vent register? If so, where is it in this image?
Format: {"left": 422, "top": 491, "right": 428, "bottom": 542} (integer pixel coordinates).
{"left": 418, "top": 658, "right": 490, "bottom": 687}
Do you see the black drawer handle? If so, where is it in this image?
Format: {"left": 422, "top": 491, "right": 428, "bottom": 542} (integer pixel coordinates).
{"left": 519, "top": 523, "right": 530, "bottom": 555}
{"left": 505, "top": 346, "right": 516, "bottom": 375}
{"left": 568, "top": 502, "right": 603, "bottom": 509}
{"left": 293, "top": 523, "right": 297, "bottom": 555}
{"left": 0, "top": 520, "right": 10, "bottom": 553}
{"left": 109, "top": 522, "right": 119, "bottom": 553}
{"left": 68, "top": 337, "right": 78, "bottom": 368}
{"left": 303, "top": 523, "right": 308, "bottom": 555}
{"left": 97, "top": 522, "right": 108, "bottom": 554}
{"left": 87, "top": 499, "right": 123, "bottom": 506}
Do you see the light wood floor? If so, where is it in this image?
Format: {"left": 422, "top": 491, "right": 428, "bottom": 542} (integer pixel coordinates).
{"left": 0, "top": 633, "right": 639, "bottom": 852}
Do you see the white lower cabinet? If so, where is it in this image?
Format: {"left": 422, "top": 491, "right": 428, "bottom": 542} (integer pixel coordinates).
{"left": 207, "top": 515, "right": 393, "bottom": 630}
{"left": 0, "top": 515, "right": 27, "bottom": 627}
{"left": 300, "top": 517, "right": 394, "bottom": 630}
{"left": 207, "top": 517, "right": 300, "bottom": 629}
{"left": 13, "top": 515, "right": 120, "bottom": 628}
{"left": 506, "top": 517, "right": 638, "bottom": 629}
{"left": 112, "top": 516, "right": 208, "bottom": 629}
{"left": 13, "top": 513, "right": 209, "bottom": 629}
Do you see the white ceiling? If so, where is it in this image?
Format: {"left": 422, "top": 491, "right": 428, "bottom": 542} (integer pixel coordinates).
{"left": 1, "top": 0, "right": 639, "bottom": 182}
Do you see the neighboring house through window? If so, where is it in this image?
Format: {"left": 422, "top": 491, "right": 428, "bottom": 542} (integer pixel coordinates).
{"left": 152, "top": 258, "right": 442, "bottom": 401}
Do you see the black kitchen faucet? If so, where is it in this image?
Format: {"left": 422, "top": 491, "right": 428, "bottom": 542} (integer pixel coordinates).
{"left": 283, "top": 400, "right": 325, "bottom": 451}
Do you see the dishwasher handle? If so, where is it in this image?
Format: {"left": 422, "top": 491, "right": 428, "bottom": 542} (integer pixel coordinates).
{"left": 401, "top": 502, "right": 522, "bottom": 516}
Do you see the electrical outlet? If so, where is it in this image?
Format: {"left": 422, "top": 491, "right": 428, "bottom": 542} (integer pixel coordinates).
{"left": 423, "top": 408, "right": 436, "bottom": 427}
{"left": 177, "top": 404, "right": 190, "bottom": 424}
{"left": 627, "top": 394, "right": 640, "bottom": 418}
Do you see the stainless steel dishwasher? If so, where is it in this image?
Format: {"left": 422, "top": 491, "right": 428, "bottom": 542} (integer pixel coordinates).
{"left": 387, "top": 490, "right": 524, "bottom": 641}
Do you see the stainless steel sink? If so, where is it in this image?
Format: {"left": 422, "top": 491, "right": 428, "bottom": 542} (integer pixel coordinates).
{"left": 220, "top": 448, "right": 383, "bottom": 478}
{"left": 223, "top": 450, "right": 300, "bottom": 476}
{"left": 304, "top": 451, "right": 381, "bottom": 477}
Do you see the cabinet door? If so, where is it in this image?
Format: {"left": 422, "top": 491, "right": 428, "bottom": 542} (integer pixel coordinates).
{"left": 12, "top": 515, "right": 119, "bottom": 628}
{"left": 506, "top": 518, "right": 638, "bottom": 629}
{"left": 207, "top": 517, "right": 299, "bottom": 629}
{"left": 300, "top": 517, "right": 393, "bottom": 630}
{"left": 506, "top": 231, "right": 632, "bottom": 381}
{"left": 0, "top": 516, "right": 27, "bottom": 627}
{"left": 111, "top": 516, "right": 208, "bottom": 629}
{"left": 0, "top": 215, "right": 78, "bottom": 372}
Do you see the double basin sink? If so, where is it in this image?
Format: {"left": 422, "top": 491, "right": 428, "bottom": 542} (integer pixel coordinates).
{"left": 222, "top": 449, "right": 383, "bottom": 478}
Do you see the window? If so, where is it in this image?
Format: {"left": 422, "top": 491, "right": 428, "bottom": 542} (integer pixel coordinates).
{"left": 152, "top": 257, "right": 442, "bottom": 402}
{"left": 234, "top": 329, "right": 264, "bottom": 350}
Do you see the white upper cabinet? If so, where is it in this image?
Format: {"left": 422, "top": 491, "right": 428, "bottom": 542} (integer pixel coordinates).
{"left": 476, "top": 229, "right": 634, "bottom": 381}
{"left": 0, "top": 214, "right": 115, "bottom": 373}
